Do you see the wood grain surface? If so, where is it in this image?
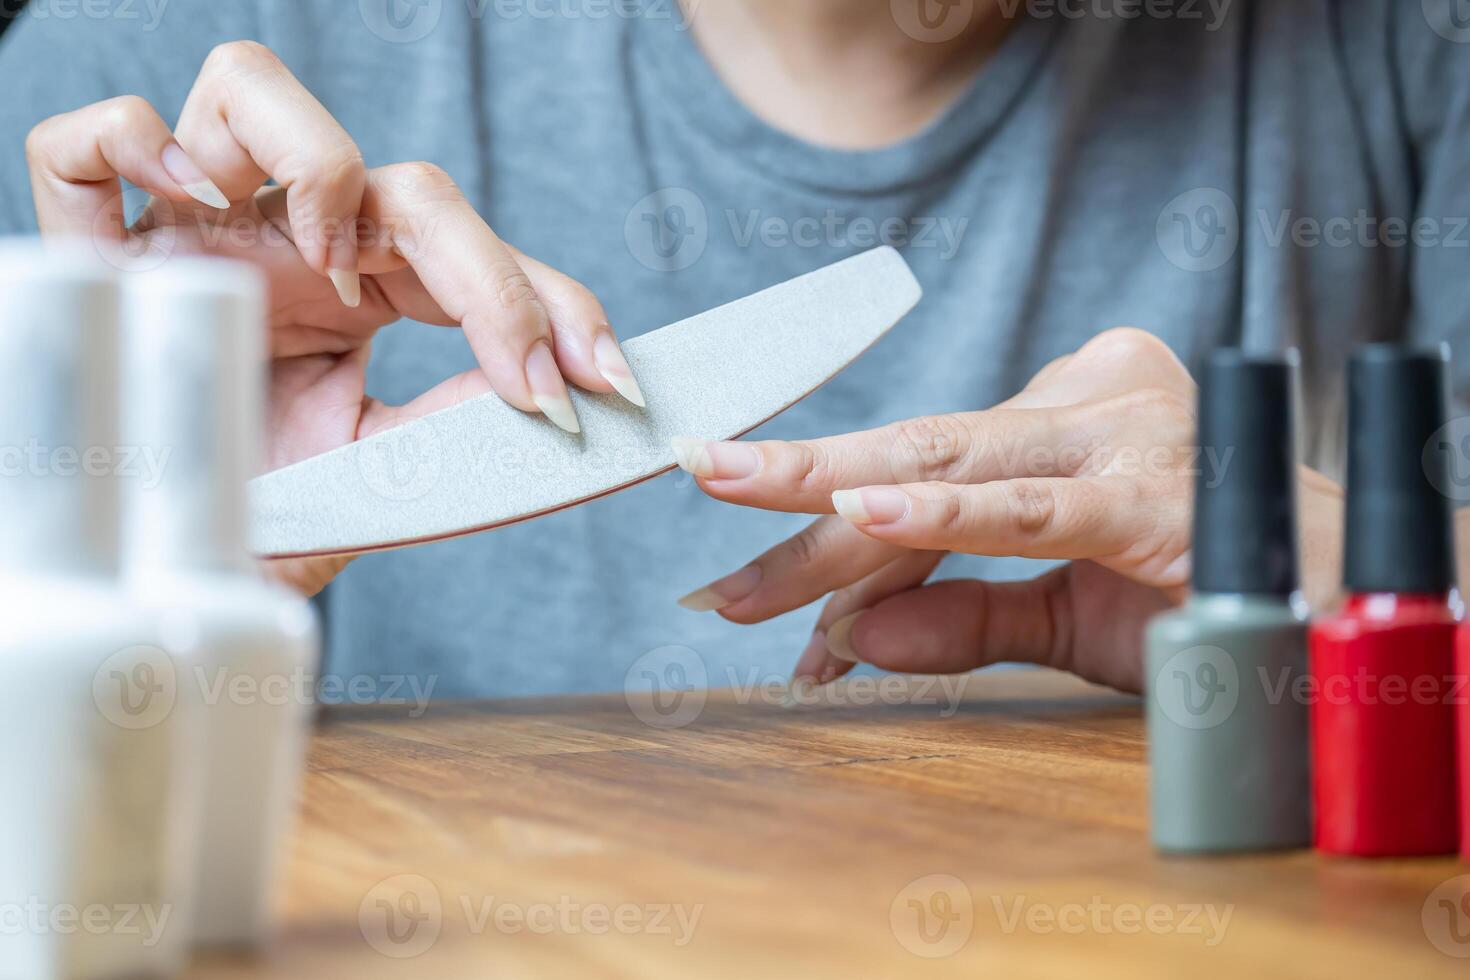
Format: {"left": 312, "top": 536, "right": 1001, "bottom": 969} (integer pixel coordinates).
{"left": 188, "top": 668, "right": 1469, "bottom": 979}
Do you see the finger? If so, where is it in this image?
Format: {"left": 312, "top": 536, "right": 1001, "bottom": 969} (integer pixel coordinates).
{"left": 174, "top": 41, "right": 367, "bottom": 301}
{"left": 261, "top": 165, "right": 583, "bottom": 432}
{"left": 26, "top": 95, "right": 229, "bottom": 239}
{"left": 824, "top": 572, "right": 1069, "bottom": 675}
{"left": 509, "top": 246, "right": 646, "bottom": 408}
{"left": 791, "top": 550, "right": 944, "bottom": 691}
{"left": 1010, "top": 328, "right": 1194, "bottom": 409}
{"left": 675, "top": 516, "right": 911, "bottom": 623}
{"left": 831, "top": 478, "right": 1190, "bottom": 585}
{"left": 672, "top": 408, "right": 1083, "bottom": 514}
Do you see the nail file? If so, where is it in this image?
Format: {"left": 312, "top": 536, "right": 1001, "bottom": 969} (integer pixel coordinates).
{"left": 249, "top": 246, "right": 923, "bottom": 559}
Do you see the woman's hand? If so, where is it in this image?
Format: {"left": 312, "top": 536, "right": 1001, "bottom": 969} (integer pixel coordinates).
{"left": 25, "top": 42, "right": 644, "bottom": 594}
{"left": 673, "top": 328, "right": 1343, "bottom": 695}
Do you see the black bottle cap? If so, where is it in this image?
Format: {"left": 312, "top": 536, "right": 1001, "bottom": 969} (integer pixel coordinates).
{"left": 1192, "top": 350, "right": 1299, "bottom": 596}
{"left": 1343, "top": 345, "right": 1455, "bottom": 594}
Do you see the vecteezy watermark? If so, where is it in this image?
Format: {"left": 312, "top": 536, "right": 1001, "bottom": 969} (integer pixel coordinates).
{"left": 625, "top": 187, "right": 710, "bottom": 273}
{"left": 359, "top": 874, "right": 443, "bottom": 958}
{"left": 357, "top": 875, "right": 703, "bottom": 958}
{"left": 623, "top": 188, "right": 971, "bottom": 272}
{"left": 624, "top": 645, "right": 709, "bottom": 729}
{"left": 3, "top": 0, "right": 170, "bottom": 31}
{"left": 1423, "top": 0, "right": 1470, "bottom": 44}
{"left": 93, "top": 645, "right": 179, "bottom": 731}
{"left": 0, "top": 440, "right": 171, "bottom": 490}
{"left": 1257, "top": 665, "right": 1470, "bottom": 710}
{"left": 990, "top": 894, "right": 1234, "bottom": 947}
{"left": 890, "top": 875, "right": 974, "bottom": 958}
{"left": 349, "top": 413, "right": 690, "bottom": 504}
{"left": 726, "top": 210, "right": 969, "bottom": 261}
{"left": 1151, "top": 645, "right": 1240, "bottom": 730}
{"left": 890, "top": 0, "right": 1231, "bottom": 43}
{"left": 1152, "top": 643, "right": 1470, "bottom": 732}
{"left": 1425, "top": 415, "right": 1470, "bottom": 503}
{"left": 0, "top": 900, "right": 174, "bottom": 946}
{"left": 623, "top": 646, "right": 970, "bottom": 729}
{"left": 1156, "top": 188, "right": 1240, "bottom": 273}
{"left": 1423, "top": 875, "right": 1470, "bottom": 958}
{"left": 1158, "top": 188, "right": 1470, "bottom": 273}
{"left": 358, "top": 0, "right": 697, "bottom": 44}
{"left": 92, "top": 649, "right": 439, "bottom": 729}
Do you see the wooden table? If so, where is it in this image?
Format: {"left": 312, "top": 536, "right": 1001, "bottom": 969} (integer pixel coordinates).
{"left": 191, "top": 668, "right": 1468, "bottom": 978}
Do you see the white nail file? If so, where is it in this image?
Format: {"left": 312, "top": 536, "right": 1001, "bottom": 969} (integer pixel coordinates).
{"left": 249, "top": 246, "right": 922, "bottom": 558}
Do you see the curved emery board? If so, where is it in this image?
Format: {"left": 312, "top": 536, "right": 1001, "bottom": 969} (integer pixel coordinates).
{"left": 249, "top": 246, "right": 922, "bottom": 558}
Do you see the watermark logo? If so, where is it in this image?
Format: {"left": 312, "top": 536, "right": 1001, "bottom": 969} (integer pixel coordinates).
{"left": 92, "top": 192, "right": 179, "bottom": 273}
{"left": 357, "top": 416, "right": 444, "bottom": 503}
{"left": 92, "top": 645, "right": 177, "bottom": 730}
{"left": 890, "top": 874, "right": 973, "bottom": 958}
{"left": 360, "top": 874, "right": 443, "bottom": 958}
{"left": 1422, "top": 875, "right": 1470, "bottom": 958}
{"left": 625, "top": 188, "right": 709, "bottom": 272}
{"left": 1152, "top": 645, "right": 1238, "bottom": 730}
{"left": 624, "top": 645, "right": 708, "bottom": 729}
{"left": 1425, "top": 416, "right": 1470, "bottom": 503}
{"left": 360, "top": 0, "right": 443, "bottom": 43}
{"left": 891, "top": 0, "right": 976, "bottom": 43}
{"left": 1424, "top": 0, "right": 1470, "bottom": 42}
{"left": 0, "top": 900, "right": 173, "bottom": 947}
{"left": 1156, "top": 188, "right": 1239, "bottom": 273}
{"left": 6, "top": 0, "right": 171, "bottom": 31}
{"left": 992, "top": 895, "right": 1233, "bottom": 946}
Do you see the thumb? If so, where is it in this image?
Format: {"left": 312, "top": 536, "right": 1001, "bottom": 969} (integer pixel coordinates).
{"left": 827, "top": 570, "right": 1071, "bottom": 675}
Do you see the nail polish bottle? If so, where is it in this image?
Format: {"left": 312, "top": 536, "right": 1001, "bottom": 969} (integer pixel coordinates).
{"left": 1460, "top": 625, "right": 1470, "bottom": 859}
{"left": 122, "top": 259, "right": 321, "bottom": 948}
{"left": 1146, "top": 350, "right": 1311, "bottom": 853}
{"left": 0, "top": 241, "right": 200, "bottom": 978}
{"left": 1311, "top": 346, "right": 1460, "bottom": 857}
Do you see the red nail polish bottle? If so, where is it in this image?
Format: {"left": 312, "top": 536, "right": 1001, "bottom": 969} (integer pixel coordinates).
{"left": 1310, "top": 347, "right": 1461, "bottom": 857}
{"left": 1458, "top": 631, "right": 1470, "bottom": 852}
{"left": 1461, "top": 627, "right": 1470, "bottom": 858}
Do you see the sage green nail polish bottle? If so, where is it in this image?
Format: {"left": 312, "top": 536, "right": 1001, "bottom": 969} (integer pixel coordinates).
{"left": 1145, "top": 350, "right": 1311, "bottom": 853}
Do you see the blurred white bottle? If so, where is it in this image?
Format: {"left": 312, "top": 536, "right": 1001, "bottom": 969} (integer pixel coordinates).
{"left": 0, "top": 241, "right": 199, "bottom": 979}
{"left": 121, "top": 258, "right": 319, "bottom": 950}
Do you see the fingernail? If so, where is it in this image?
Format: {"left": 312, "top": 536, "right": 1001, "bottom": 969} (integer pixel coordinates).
{"left": 780, "top": 677, "right": 817, "bottom": 709}
{"left": 791, "top": 630, "right": 829, "bottom": 680}
{"left": 328, "top": 268, "right": 361, "bottom": 309}
{"left": 526, "top": 341, "right": 581, "bottom": 434}
{"left": 670, "top": 438, "right": 760, "bottom": 479}
{"left": 825, "top": 611, "right": 866, "bottom": 663}
{"left": 677, "top": 564, "right": 763, "bottom": 612}
{"left": 593, "top": 333, "right": 646, "bottom": 408}
{"left": 160, "top": 143, "right": 229, "bottom": 209}
{"left": 832, "top": 487, "right": 910, "bottom": 525}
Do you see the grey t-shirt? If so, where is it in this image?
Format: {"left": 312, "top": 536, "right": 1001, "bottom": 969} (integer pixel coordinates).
{"left": 2, "top": 0, "right": 1468, "bottom": 697}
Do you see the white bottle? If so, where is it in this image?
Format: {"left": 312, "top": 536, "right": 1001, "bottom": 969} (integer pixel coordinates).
{"left": 0, "top": 241, "right": 200, "bottom": 979}
{"left": 121, "top": 259, "right": 320, "bottom": 950}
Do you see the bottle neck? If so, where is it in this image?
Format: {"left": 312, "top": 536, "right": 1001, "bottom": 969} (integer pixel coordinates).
{"left": 0, "top": 464, "right": 120, "bottom": 578}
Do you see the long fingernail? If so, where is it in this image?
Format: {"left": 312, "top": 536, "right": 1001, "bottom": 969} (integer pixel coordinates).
{"left": 832, "top": 487, "right": 911, "bottom": 526}
{"left": 825, "top": 611, "right": 866, "bottom": 663}
{"left": 526, "top": 341, "right": 581, "bottom": 434}
{"left": 791, "top": 629, "right": 829, "bottom": 681}
{"left": 328, "top": 268, "right": 361, "bottom": 309}
{"left": 593, "top": 332, "right": 646, "bottom": 408}
{"left": 780, "top": 677, "right": 817, "bottom": 709}
{"left": 677, "top": 564, "right": 762, "bottom": 612}
{"left": 670, "top": 438, "right": 761, "bottom": 479}
{"left": 160, "top": 143, "right": 229, "bottom": 210}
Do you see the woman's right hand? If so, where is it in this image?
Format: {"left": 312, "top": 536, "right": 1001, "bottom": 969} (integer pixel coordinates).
{"left": 25, "top": 41, "right": 644, "bottom": 595}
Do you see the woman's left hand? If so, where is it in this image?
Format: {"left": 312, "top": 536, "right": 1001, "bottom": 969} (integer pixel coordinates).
{"left": 672, "top": 328, "right": 1343, "bottom": 695}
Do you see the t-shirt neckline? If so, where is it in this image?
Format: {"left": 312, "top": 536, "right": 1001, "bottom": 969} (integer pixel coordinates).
{"left": 631, "top": 11, "right": 1061, "bottom": 196}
